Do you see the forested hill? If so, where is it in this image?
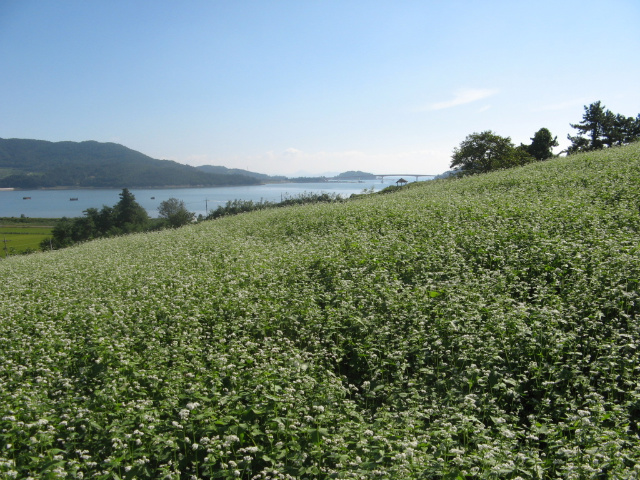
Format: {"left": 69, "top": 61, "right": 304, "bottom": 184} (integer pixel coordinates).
{"left": 196, "top": 164, "right": 286, "bottom": 181}
{"left": 0, "top": 138, "right": 262, "bottom": 188}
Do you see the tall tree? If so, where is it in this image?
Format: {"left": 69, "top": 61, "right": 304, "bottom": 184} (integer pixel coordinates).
{"left": 527, "top": 128, "right": 559, "bottom": 160}
{"left": 114, "top": 188, "right": 148, "bottom": 232}
{"left": 450, "top": 131, "right": 532, "bottom": 175}
{"left": 50, "top": 218, "right": 74, "bottom": 248}
{"left": 568, "top": 101, "right": 607, "bottom": 153}
{"left": 158, "top": 198, "right": 195, "bottom": 228}
{"left": 610, "top": 113, "right": 640, "bottom": 146}
{"left": 567, "top": 101, "right": 640, "bottom": 153}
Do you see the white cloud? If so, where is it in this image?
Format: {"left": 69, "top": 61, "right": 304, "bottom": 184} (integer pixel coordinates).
{"left": 283, "top": 147, "right": 303, "bottom": 156}
{"left": 428, "top": 88, "right": 499, "bottom": 110}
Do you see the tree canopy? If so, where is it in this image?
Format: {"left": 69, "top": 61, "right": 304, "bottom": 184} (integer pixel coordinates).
{"left": 526, "top": 128, "right": 559, "bottom": 160}
{"left": 158, "top": 198, "right": 195, "bottom": 228}
{"left": 450, "top": 131, "right": 533, "bottom": 175}
{"left": 568, "top": 101, "right": 640, "bottom": 154}
{"left": 114, "top": 188, "right": 149, "bottom": 232}
{"left": 45, "top": 189, "right": 158, "bottom": 250}
{"left": 448, "top": 100, "right": 639, "bottom": 177}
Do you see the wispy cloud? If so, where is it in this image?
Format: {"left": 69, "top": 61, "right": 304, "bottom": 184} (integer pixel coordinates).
{"left": 283, "top": 147, "right": 303, "bottom": 156}
{"left": 428, "top": 88, "right": 499, "bottom": 110}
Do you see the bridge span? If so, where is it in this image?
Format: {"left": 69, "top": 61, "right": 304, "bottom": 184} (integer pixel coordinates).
{"left": 375, "top": 174, "right": 437, "bottom": 181}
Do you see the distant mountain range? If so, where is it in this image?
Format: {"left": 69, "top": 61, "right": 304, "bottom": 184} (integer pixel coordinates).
{"left": 0, "top": 138, "right": 264, "bottom": 189}
{"left": 0, "top": 138, "right": 377, "bottom": 189}
{"left": 195, "top": 164, "right": 286, "bottom": 182}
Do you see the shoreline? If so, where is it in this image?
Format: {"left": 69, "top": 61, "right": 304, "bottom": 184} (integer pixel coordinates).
{"left": 0, "top": 184, "right": 266, "bottom": 192}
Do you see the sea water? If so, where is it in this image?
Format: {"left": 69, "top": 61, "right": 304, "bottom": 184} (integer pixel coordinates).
{"left": 0, "top": 178, "right": 412, "bottom": 219}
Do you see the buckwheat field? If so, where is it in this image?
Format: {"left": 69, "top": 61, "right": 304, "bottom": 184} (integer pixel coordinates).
{"left": 1, "top": 143, "right": 639, "bottom": 479}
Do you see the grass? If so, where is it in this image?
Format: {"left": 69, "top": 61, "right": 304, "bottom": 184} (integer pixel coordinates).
{"left": 0, "top": 225, "right": 53, "bottom": 257}
{"left": 0, "top": 219, "right": 57, "bottom": 257}
{"left": 0, "top": 143, "right": 639, "bottom": 479}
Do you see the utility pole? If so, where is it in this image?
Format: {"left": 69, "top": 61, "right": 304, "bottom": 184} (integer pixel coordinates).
{"left": 3, "top": 236, "right": 8, "bottom": 257}
{"left": 205, "top": 199, "right": 208, "bottom": 215}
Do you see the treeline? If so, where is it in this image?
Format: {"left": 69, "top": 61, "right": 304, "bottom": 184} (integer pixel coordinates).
{"left": 450, "top": 128, "right": 558, "bottom": 175}
{"left": 451, "top": 101, "right": 640, "bottom": 176}
{"left": 44, "top": 189, "right": 194, "bottom": 250}
{"left": 43, "top": 190, "right": 346, "bottom": 251}
{"left": 567, "top": 101, "right": 640, "bottom": 153}
{"left": 206, "top": 192, "right": 346, "bottom": 220}
{"left": 286, "top": 176, "right": 328, "bottom": 183}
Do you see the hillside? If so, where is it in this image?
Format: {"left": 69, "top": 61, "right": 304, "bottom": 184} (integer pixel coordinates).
{"left": 1, "top": 143, "right": 639, "bottom": 478}
{"left": 334, "top": 170, "right": 377, "bottom": 179}
{"left": 0, "top": 138, "right": 261, "bottom": 188}
{"left": 196, "top": 164, "right": 286, "bottom": 181}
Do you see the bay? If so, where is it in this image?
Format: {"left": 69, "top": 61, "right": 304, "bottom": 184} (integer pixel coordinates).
{"left": 0, "top": 178, "right": 412, "bottom": 219}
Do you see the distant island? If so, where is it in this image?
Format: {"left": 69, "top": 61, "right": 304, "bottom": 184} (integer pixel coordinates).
{"left": 195, "top": 164, "right": 287, "bottom": 182}
{"left": 334, "top": 170, "right": 377, "bottom": 180}
{"left": 0, "top": 138, "right": 377, "bottom": 189}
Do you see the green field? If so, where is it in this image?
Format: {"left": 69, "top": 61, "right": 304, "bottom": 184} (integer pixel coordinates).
{"left": 1, "top": 143, "right": 639, "bottom": 479}
{"left": 0, "top": 224, "right": 53, "bottom": 257}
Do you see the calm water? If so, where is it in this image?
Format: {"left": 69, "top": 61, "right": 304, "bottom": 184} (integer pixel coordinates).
{"left": 0, "top": 178, "right": 413, "bottom": 219}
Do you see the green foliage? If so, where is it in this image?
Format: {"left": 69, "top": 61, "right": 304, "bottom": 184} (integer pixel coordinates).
{"left": 0, "top": 226, "right": 53, "bottom": 257}
{"left": 450, "top": 130, "right": 534, "bottom": 175}
{"left": 158, "top": 198, "right": 195, "bottom": 228}
{"left": 568, "top": 101, "right": 640, "bottom": 153}
{"left": 114, "top": 188, "right": 149, "bottom": 233}
{"left": 2, "top": 143, "right": 640, "bottom": 478}
{"left": 0, "top": 216, "right": 57, "bottom": 225}
{"left": 44, "top": 189, "right": 155, "bottom": 250}
{"left": 207, "top": 192, "right": 345, "bottom": 220}
{"left": 526, "top": 127, "right": 559, "bottom": 160}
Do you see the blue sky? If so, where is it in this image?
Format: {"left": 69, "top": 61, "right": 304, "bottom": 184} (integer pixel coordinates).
{"left": 1, "top": 1, "right": 639, "bottom": 176}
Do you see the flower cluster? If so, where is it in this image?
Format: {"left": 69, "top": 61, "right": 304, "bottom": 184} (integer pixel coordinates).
{"left": 1, "top": 143, "right": 640, "bottom": 478}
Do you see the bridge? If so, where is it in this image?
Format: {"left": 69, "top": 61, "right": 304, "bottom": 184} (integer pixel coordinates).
{"left": 375, "top": 174, "right": 437, "bottom": 182}
{"left": 330, "top": 173, "right": 438, "bottom": 183}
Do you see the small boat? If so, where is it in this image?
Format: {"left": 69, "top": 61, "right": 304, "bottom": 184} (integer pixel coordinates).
{"left": 23, "top": 196, "right": 31, "bottom": 200}
{"left": 151, "top": 197, "right": 155, "bottom": 200}
{"left": 70, "top": 197, "right": 79, "bottom": 201}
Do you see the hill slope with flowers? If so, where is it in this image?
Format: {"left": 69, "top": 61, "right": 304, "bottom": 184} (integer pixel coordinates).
{"left": 1, "top": 142, "right": 639, "bottom": 479}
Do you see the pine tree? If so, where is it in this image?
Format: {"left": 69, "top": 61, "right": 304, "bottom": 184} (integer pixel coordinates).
{"left": 114, "top": 188, "right": 149, "bottom": 232}
{"left": 567, "top": 101, "right": 607, "bottom": 153}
